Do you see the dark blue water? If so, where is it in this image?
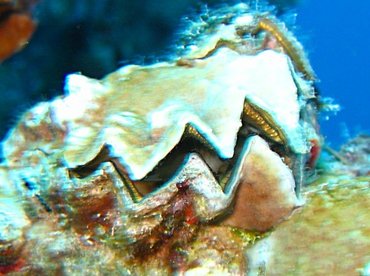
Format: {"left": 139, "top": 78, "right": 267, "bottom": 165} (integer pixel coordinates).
{"left": 296, "top": 0, "right": 370, "bottom": 148}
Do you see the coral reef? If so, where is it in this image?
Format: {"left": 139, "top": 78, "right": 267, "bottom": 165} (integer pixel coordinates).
{"left": 1, "top": 2, "right": 367, "bottom": 275}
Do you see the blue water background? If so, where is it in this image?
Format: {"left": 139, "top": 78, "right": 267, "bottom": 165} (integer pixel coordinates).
{"left": 296, "top": 0, "right": 369, "bottom": 147}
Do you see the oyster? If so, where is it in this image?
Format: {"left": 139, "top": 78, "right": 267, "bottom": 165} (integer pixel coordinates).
{"left": 0, "top": 3, "right": 320, "bottom": 274}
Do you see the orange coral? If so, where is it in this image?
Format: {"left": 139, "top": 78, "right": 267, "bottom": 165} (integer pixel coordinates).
{"left": 0, "top": 0, "right": 36, "bottom": 61}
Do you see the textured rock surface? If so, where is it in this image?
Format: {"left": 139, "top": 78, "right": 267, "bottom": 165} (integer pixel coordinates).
{"left": 3, "top": 159, "right": 368, "bottom": 275}
{"left": 255, "top": 136, "right": 370, "bottom": 275}
{"left": 264, "top": 171, "right": 370, "bottom": 275}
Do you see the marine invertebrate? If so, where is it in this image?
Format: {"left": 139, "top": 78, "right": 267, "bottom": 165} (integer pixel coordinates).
{"left": 0, "top": 0, "right": 36, "bottom": 61}
{"left": 0, "top": 3, "right": 320, "bottom": 274}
